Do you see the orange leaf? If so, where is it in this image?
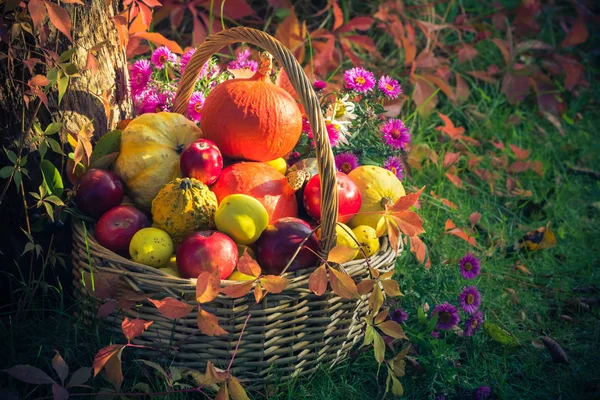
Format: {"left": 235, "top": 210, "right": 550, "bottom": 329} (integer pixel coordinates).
{"left": 148, "top": 297, "right": 194, "bottom": 319}
{"left": 328, "top": 268, "right": 359, "bottom": 299}
{"left": 29, "top": 74, "right": 50, "bottom": 87}
{"left": 387, "top": 217, "right": 401, "bottom": 255}
{"left": 455, "top": 73, "right": 470, "bottom": 103}
{"left": 308, "top": 264, "right": 328, "bottom": 296}
{"left": 85, "top": 53, "right": 98, "bottom": 75}
{"left": 407, "top": 235, "right": 430, "bottom": 268}
{"left": 509, "top": 144, "right": 530, "bottom": 160}
{"left": 466, "top": 70, "right": 497, "bottom": 84}
{"left": 28, "top": 0, "right": 46, "bottom": 31}
{"left": 389, "top": 212, "right": 425, "bottom": 237}
{"left": 508, "top": 161, "right": 531, "bottom": 173}
{"left": 237, "top": 250, "right": 261, "bottom": 277}
{"left": 121, "top": 318, "right": 153, "bottom": 341}
{"left": 457, "top": 44, "right": 478, "bottom": 63}
{"left": 390, "top": 186, "right": 425, "bottom": 213}
{"left": 377, "top": 321, "right": 408, "bottom": 339}
{"left": 196, "top": 269, "right": 220, "bottom": 304}
{"left": 338, "top": 16, "right": 374, "bottom": 33}
{"left": 357, "top": 279, "right": 376, "bottom": 296}
{"left": 381, "top": 279, "right": 402, "bottom": 297}
{"left": 445, "top": 172, "right": 464, "bottom": 188}
{"left": 205, "top": 360, "right": 228, "bottom": 384}
{"left": 443, "top": 152, "right": 460, "bottom": 169}
{"left": 274, "top": 7, "right": 307, "bottom": 63}
{"left": 444, "top": 219, "right": 456, "bottom": 231}
{"left": 421, "top": 73, "right": 456, "bottom": 102}
{"left": 44, "top": 1, "right": 72, "bottom": 42}
{"left": 112, "top": 14, "right": 129, "bottom": 49}
{"left": 260, "top": 275, "right": 290, "bottom": 293}
{"left": 435, "top": 112, "right": 465, "bottom": 139}
{"left": 330, "top": 0, "right": 344, "bottom": 30}
{"left": 197, "top": 308, "right": 227, "bottom": 336}
{"left": 227, "top": 376, "right": 249, "bottom": 400}
{"left": 561, "top": 16, "right": 588, "bottom": 47}
{"left": 327, "top": 245, "right": 358, "bottom": 264}
{"left": 444, "top": 219, "right": 478, "bottom": 247}
{"left": 133, "top": 31, "right": 183, "bottom": 54}
{"left": 215, "top": 384, "right": 228, "bottom": 400}
{"left": 253, "top": 284, "right": 263, "bottom": 303}
{"left": 93, "top": 344, "right": 125, "bottom": 390}
{"left": 221, "top": 281, "right": 254, "bottom": 298}
{"left": 513, "top": 262, "right": 532, "bottom": 275}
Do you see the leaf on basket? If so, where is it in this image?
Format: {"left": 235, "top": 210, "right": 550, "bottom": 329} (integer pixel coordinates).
{"left": 205, "top": 361, "right": 228, "bottom": 384}
{"left": 260, "top": 275, "right": 290, "bottom": 293}
{"left": 329, "top": 268, "right": 359, "bottom": 299}
{"left": 377, "top": 321, "right": 408, "bottom": 340}
{"left": 308, "top": 264, "right": 328, "bottom": 296}
{"left": 327, "top": 245, "right": 358, "bottom": 264}
{"left": 363, "top": 325, "right": 376, "bottom": 347}
{"left": 237, "top": 250, "right": 261, "bottom": 277}
{"left": 381, "top": 279, "right": 403, "bottom": 297}
{"left": 148, "top": 297, "right": 194, "bottom": 319}
{"left": 83, "top": 271, "right": 119, "bottom": 299}
{"left": 197, "top": 308, "right": 227, "bottom": 337}
{"left": 254, "top": 284, "right": 264, "bottom": 303}
{"left": 196, "top": 269, "right": 220, "bottom": 304}
{"left": 228, "top": 376, "right": 250, "bottom": 400}
{"left": 121, "top": 317, "right": 153, "bottom": 342}
{"left": 369, "top": 284, "right": 384, "bottom": 313}
{"left": 96, "top": 300, "right": 117, "bottom": 318}
{"left": 93, "top": 344, "right": 125, "bottom": 390}
{"left": 357, "top": 279, "right": 376, "bottom": 295}
{"left": 215, "top": 383, "right": 229, "bottom": 400}
{"left": 221, "top": 281, "right": 254, "bottom": 298}
{"left": 369, "top": 267, "right": 381, "bottom": 279}
{"left": 373, "top": 329, "right": 385, "bottom": 364}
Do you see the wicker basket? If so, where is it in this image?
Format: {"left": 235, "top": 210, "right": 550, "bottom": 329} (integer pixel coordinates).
{"left": 71, "top": 27, "right": 401, "bottom": 384}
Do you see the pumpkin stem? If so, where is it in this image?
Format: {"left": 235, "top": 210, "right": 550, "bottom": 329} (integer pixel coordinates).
{"left": 256, "top": 51, "right": 273, "bottom": 78}
{"left": 179, "top": 178, "right": 191, "bottom": 190}
{"left": 176, "top": 144, "right": 185, "bottom": 155}
{"left": 380, "top": 196, "right": 394, "bottom": 210}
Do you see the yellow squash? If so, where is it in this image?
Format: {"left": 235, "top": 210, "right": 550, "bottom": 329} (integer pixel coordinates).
{"left": 114, "top": 112, "right": 202, "bottom": 209}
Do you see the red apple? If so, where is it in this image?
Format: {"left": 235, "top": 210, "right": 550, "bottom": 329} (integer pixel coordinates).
{"left": 177, "top": 231, "right": 237, "bottom": 279}
{"left": 76, "top": 168, "right": 124, "bottom": 218}
{"left": 303, "top": 171, "right": 362, "bottom": 223}
{"left": 180, "top": 139, "right": 223, "bottom": 185}
{"left": 95, "top": 205, "right": 150, "bottom": 256}
{"left": 256, "top": 217, "right": 319, "bottom": 275}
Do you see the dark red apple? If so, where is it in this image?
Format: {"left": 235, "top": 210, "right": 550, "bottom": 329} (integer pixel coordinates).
{"left": 76, "top": 168, "right": 124, "bottom": 218}
{"left": 95, "top": 205, "right": 150, "bottom": 256}
{"left": 180, "top": 139, "right": 223, "bottom": 185}
{"left": 256, "top": 217, "right": 319, "bottom": 275}
{"left": 303, "top": 171, "right": 362, "bottom": 223}
{"left": 177, "top": 231, "right": 237, "bottom": 279}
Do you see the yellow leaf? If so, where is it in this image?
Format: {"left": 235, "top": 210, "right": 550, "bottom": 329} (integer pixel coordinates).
{"left": 363, "top": 325, "right": 376, "bottom": 347}
{"left": 227, "top": 377, "right": 249, "bottom": 400}
{"left": 381, "top": 279, "right": 403, "bottom": 297}
{"left": 327, "top": 245, "right": 358, "bottom": 264}
{"left": 369, "top": 284, "right": 384, "bottom": 313}
{"left": 328, "top": 268, "right": 359, "bottom": 299}
{"left": 260, "top": 275, "right": 290, "bottom": 293}
{"left": 215, "top": 383, "right": 229, "bottom": 400}
{"left": 373, "top": 330, "right": 385, "bottom": 364}
{"left": 254, "top": 284, "right": 263, "bottom": 303}
{"left": 390, "top": 373, "right": 404, "bottom": 396}
{"left": 378, "top": 321, "right": 408, "bottom": 340}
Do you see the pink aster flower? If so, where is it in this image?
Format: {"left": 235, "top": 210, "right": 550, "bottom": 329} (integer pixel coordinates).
{"left": 464, "top": 311, "right": 484, "bottom": 337}
{"left": 151, "top": 46, "right": 177, "bottom": 69}
{"left": 431, "top": 302, "right": 460, "bottom": 330}
{"left": 459, "top": 286, "right": 481, "bottom": 314}
{"left": 378, "top": 75, "right": 402, "bottom": 99}
{"left": 381, "top": 119, "right": 411, "bottom": 150}
{"left": 344, "top": 67, "right": 376, "bottom": 93}
{"left": 180, "top": 48, "right": 196, "bottom": 74}
{"left": 313, "top": 80, "right": 327, "bottom": 91}
{"left": 460, "top": 253, "right": 481, "bottom": 279}
{"left": 187, "top": 92, "right": 205, "bottom": 123}
{"left": 431, "top": 331, "right": 440, "bottom": 339}
{"left": 389, "top": 308, "right": 408, "bottom": 324}
{"left": 334, "top": 153, "right": 359, "bottom": 174}
{"left": 129, "top": 60, "right": 152, "bottom": 97}
{"left": 326, "top": 122, "right": 340, "bottom": 147}
{"left": 228, "top": 48, "right": 258, "bottom": 71}
{"left": 383, "top": 156, "right": 405, "bottom": 180}
{"left": 137, "top": 89, "right": 172, "bottom": 115}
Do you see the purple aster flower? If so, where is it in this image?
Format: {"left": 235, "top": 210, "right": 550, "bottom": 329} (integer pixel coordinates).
{"left": 431, "top": 331, "right": 439, "bottom": 339}
{"left": 381, "top": 119, "right": 411, "bottom": 150}
{"left": 335, "top": 153, "right": 359, "bottom": 174}
{"left": 459, "top": 286, "right": 481, "bottom": 314}
{"left": 378, "top": 75, "right": 402, "bottom": 99}
{"left": 180, "top": 48, "right": 195, "bottom": 74}
{"left": 344, "top": 67, "right": 376, "bottom": 93}
{"left": 464, "top": 311, "right": 483, "bottom": 337}
{"left": 389, "top": 308, "right": 408, "bottom": 324}
{"left": 129, "top": 59, "right": 152, "bottom": 97}
{"left": 383, "top": 156, "right": 405, "bottom": 180}
{"left": 435, "top": 395, "right": 446, "bottom": 400}
{"left": 313, "top": 80, "right": 327, "bottom": 91}
{"left": 187, "top": 92, "right": 205, "bottom": 123}
{"left": 474, "top": 385, "right": 492, "bottom": 400}
{"left": 431, "top": 302, "right": 460, "bottom": 330}
{"left": 228, "top": 49, "right": 258, "bottom": 71}
{"left": 151, "top": 46, "right": 177, "bottom": 69}
{"left": 460, "top": 253, "right": 481, "bottom": 279}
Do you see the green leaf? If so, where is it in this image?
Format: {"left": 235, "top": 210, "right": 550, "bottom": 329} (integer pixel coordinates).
{"left": 363, "top": 325, "right": 376, "bottom": 348}
{"left": 0, "top": 166, "right": 14, "bottom": 179}
{"left": 39, "top": 140, "right": 48, "bottom": 159}
{"left": 44, "top": 122, "right": 63, "bottom": 136}
{"left": 20, "top": 155, "right": 27, "bottom": 167}
{"left": 426, "top": 313, "right": 438, "bottom": 333}
{"left": 40, "top": 159, "right": 64, "bottom": 197}
{"left": 47, "top": 138, "right": 65, "bottom": 155}
{"left": 5, "top": 148, "right": 17, "bottom": 164}
{"left": 46, "top": 68, "right": 58, "bottom": 85}
{"left": 22, "top": 241, "right": 35, "bottom": 255}
{"left": 62, "top": 62, "right": 79, "bottom": 76}
{"left": 13, "top": 170, "right": 22, "bottom": 192}
{"left": 484, "top": 322, "right": 520, "bottom": 346}
{"left": 91, "top": 130, "right": 121, "bottom": 163}
{"left": 417, "top": 307, "right": 426, "bottom": 325}
{"left": 59, "top": 48, "right": 75, "bottom": 63}
{"left": 21, "top": 168, "right": 30, "bottom": 178}
{"left": 390, "top": 373, "right": 404, "bottom": 396}
{"left": 58, "top": 76, "right": 68, "bottom": 105}
{"left": 373, "top": 330, "right": 385, "bottom": 364}
{"left": 44, "top": 202, "right": 54, "bottom": 221}
{"left": 45, "top": 195, "right": 64, "bottom": 206}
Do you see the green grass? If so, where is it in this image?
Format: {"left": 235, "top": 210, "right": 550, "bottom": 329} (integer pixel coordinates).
{"left": 2, "top": 1, "right": 600, "bottom": 399}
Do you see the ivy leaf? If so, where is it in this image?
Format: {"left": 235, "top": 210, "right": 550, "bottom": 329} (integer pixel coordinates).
{"left": 96, "top": 301, "right": 117, "bottom": 318}
{"left": 389, "top": 212, "right": 425, "bottom": 237}
{"left": 357, "top": 279, "right": 376, "bottom": 296}
{"left": 197, "top": 308, "right": 227, "bottom": 336}
{"left": 375, "top": 309, "right": 389, "bottom": 324}
{"left": 221, "top": 281, "right": 254, "bottom": 298}
{"left": 44, "top": 1, "right": 73, "bottom": 42}
{"left": 377, "top": 321, "right": 408, "bottom": 340}
{"left": 52, "top": 384, "right": 69, "bottom": 400}
{"left": 328, "top": 268, "right": 359, "bottom": 299}
{"left": 254, "top": 284, "right": 263, "bottom": 303}
{"left": 133, "top": 31, "right": 183, "bottom": 53}
{"left": 390, "top": 345, "right": 410, "bottom": 377}
{"left": 389, "top": 373, "right": 404, "bottom": 396}
{"left": 407, "top": 235, "right": 430, "bottom": 268}
{"left": 121, "top": 318, "right": 153, "bottom": 342}
{"left": 369, "top": 284, "right": 384, "bottom": 313}
{"left": 363, "top": 325, "right": 376, "bottom": 347}
{"left": 237, "top": 250, "right": 261, "bottom": 277}
{"left": 29, "top": 74, "right": 50, "bottom": 86}
{"left": 40, "top": 160, "right": 63, "bottom": 197}
{"left": 308, "top": 264, "right": 328, "bottom": 296}
{"left": 260, "top": 275, "right": 290, "bottom": 293}
{"left": 444, "top": 219, "right": 478, "bottom": 247}
{"left": 205, "top": 361, "right": 228, "bottom": 384}
{"left": 58, "top": 76, "right": 68, "bottom": 106}
{"left": 51, "top": 352, "right": 68, "bottom": 385}
{"left": 389, "top": 186, "right": 424, "bottom": 213}
{"left": 227, "top": 377, "right": 249, "bottom": 400}
{"left": 93, "top": 344, "right": 125, "bottom": 390}
{"left": 387, "top": 217, "right": 401, "bottom": 255}
{"left": 484, "top": 322, "right": 519, "bottom": 346}
{"left": 67, "top": 367, "right": 91, "bottom": 388}
{"left": 215, "top": 383, "right": 229, "bottom": 400}
{"left": 196, "top": 269, "right": 220, "bottom": 304}
{"left": 327, "top": 245, "right": 358, "bottom": 264}
{"left": 2, "top": 365, "right": 55, "bottom": 384}
{"left": 381, "top": 279, "right": 403, "bottom": 297}
{"left": 28, "top": 0, "right": 46, "bottom": 31}
{"left": 90, "top": 130, "right": 121, "bottom": 162}
{"left": 373, "top": 330, "right": 385, "bottom": 364}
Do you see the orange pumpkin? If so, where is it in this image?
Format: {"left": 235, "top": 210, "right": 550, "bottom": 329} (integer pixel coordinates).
{"left": 200, "top": 52, "right": 302, "bottom": 162}
{"left": 210, "top": 162, "right": 299, "bottom": 222}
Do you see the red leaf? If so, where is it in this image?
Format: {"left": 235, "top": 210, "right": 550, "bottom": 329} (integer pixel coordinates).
{"left": 389, "top": 212, "right": 425, "bottom": 237}
{"left": 561, "top": 17, "right": 588, "bottom": 47}
{"left": 85, "top": 53, "right": 98, "bottom": 75}
{"left": 469, "top": 212, "right": 482, "bottom": 225}
{"left": 415, "top": 50, "right": 439, "bottom": 69}
{"left": 237, "top": 250, "right": 261, "bottom": 277}
{"left": 443, "top": 152, "right": 460, "bottom": 169}
{"left": 308, "top": 264, "right": 328, "bottom": 296}
{"left": 421, "top": 73, "right": 456, "bottom": 102}
{"left": 491, "top": 38, "right": 511, "bottom": 65}
{"left": 196, "top": 269, "right": 220, "bottom": 304}
{"left": 466, "top": 70, "right": 496, "bottom": 83}
{"left": 29, "top": 74, "right": 50, "bottom": 87}
{"left": 408, "top": 235, "right": 430, "bottom": 268}
{"left": 501, "top": 72, "right": 531, "bottom": 104}
{"left": 343, "top": 35, "right": 377, "bottom": 53}
{"left": 121, "top": 317, "right": 153, "bottom": 341}
{"left": 339, "top": 16, "right": 374, "bottom": 33}
{"left": 531, "top": 161, "right": 543, "bottom": 177}
{"left": 275, "top": 8, "right": 307, "bottom": 64}
{"left": 221, "top": 281, "right": 254, "bottom": 298}
{"left": 330, "top": 0, "right": 343, "bottom": 31}
{"left": 141, "top": 0, "right": 162, "bottom": 7}
{"left": 444, "top": 219, "right": 477, "bottom": 246}
{"left": 508, "top": 161, "right": 531, "bottom": 173}
{"left": 148, "top": 297, "right": 194, "bottom": 319}
{"left": 61, "top": 0, "right": 84, "bottom": 3}
{"left": 133, "top": 31, "right": 183, "bottom": 54}
{"left": 328, "top": 268, "right": 359, "bottom": 299}
{"left": 2, "top": 365, "right": 55, "bottom": 385}
{"left": 390, "top": 186, "right": 425, "bottom": 213}
{"left": 458, "top": 44, "right": 478, "bottom": 63}
{"left": 455, "top": 73, "right": 470, "bottom": 103}
{"left": 219, "top": 0, "right": 255, "bottom": 20}
{"left": 96, "top": 301, "right": 117, "bottom": 318}
{"left": 52, "top": 352, "right": 69, "bottom": 385}
{"left": 260, "top": 275, "right": 290, "bottom": 293}
{"left": 445, "top": 172, "right": 464, "bottom": 188}
{"left": 44, "top": 1, "right": 73, "bottom": 42}
{"left": 28, "top": 0, "right": 46, "bottom": 31}
{"left": 138, "top": 3, "right": 153, "bottom": 28}
{"left": 509, "top": 144, "right": 530, "bottom": 160}
{"left": 412, "top": 77, "right": 438, "bottom": 116}
{"left": 387, "top": 218, "right": 400, "bottom": 255}
{"left": 93, "top": 344, "right": 125, "bottom": 388}
{"left": 436, "top": 112, "right": 465, "bottom": 139}
{"left": 197, "top": 308, "right": 228, "bottom": 336}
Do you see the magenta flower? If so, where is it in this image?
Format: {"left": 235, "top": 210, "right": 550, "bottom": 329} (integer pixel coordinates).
{"left": 313, "top": 80, "right": 327, "bottom": 91}
{"left": 378, "top": 76, "right": 402, "bottom": 99}
{"left": 287, "top": 151, "right": 301, "bottom": 167}
{"left": 431, "top": 302, "right": 460, "bottom": 330}
{"left": 326, "top": 122, "right": 340, "bottom": 147}
{"left": 151, "top": 46, "right": 177, "bottom": 69}
{"left": 474, "top": 385, "right": 492, "bottom": 400}
{"left": 187, "top": 92, "right": 205, "bottom": 123}
{"left": 464, "top": 311, "right": 483, "bottom": 337}
{"left": 344, "top": 67, "right": 376, "bottom": 93}
{"left": 383, "top": 156, "right": 405, "bottom": 180}
{"left": 302, "top": 118, "right": 312, "bottom": 134}
{"left": 460, "top": 253, "right": 481, "bottom": 279}
{"left": 335, "top": 153, "right": 359, "bottom": 174}
{"left": 431, "top": 331, "right": 439, "bottom": 339}
{"left": 459, "top": 286, "right": 481, "bottom": 314}
{"left": 381, "top": 119, "right": 411, "bottom": 150}
{"left": 228, "top": 48, "right": 258, "bottom": 71}
{"left": 129, "top": 60, "right": 152, "bottom": 97}
{"left": 180, "top": 48, "right": 196, "bottom": 74}
{"left": 389, "top": 308, "right": 408, "bottom": 324}
{"left": 137, "top": 89, "right": 172, "bottom": 115}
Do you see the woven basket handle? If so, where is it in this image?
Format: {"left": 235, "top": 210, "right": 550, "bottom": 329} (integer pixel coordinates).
{"left": 173, "top": 27, "right": 338, "bottom": 256}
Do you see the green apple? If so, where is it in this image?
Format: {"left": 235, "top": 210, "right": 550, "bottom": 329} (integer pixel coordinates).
{"left": 129, "top": 227, "right": 174, "bottom": 267}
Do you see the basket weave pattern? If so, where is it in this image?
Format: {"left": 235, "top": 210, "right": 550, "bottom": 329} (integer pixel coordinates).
{"left": 72, "top": 27, "right": 401, "bottom": 383}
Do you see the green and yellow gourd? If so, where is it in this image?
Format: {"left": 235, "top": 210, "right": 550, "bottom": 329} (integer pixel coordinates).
{"left": 151, "top": 178, "right": 217, "bottom": 242}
